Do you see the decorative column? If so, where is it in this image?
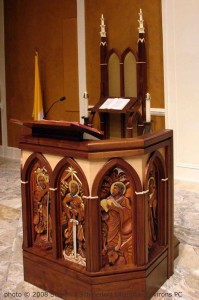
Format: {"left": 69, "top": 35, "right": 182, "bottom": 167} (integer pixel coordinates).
{"left": 135, "top": 189, "right": 148, "bottom": 265}
{"left": 144, "top": 92, "right": 152, "bottom": 133}
{"left": 82, "top": 91, "right": 89, "bottom": 125}
{"left": 100, "top": 14, "right": 108, "bottom": 97}
{"left": 83, "top": 195, "right": 101, "bottom": 272}
{"left": 137, "top": 9, "right": 147, "bottom": 121}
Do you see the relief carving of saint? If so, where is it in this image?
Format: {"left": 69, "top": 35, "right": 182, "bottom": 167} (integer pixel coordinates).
{"left": 60, "top": 167, "right": 86, "bottom": 266}
{"left": 100, "top": 168, "right": 133, "bottom": 267}
{"left": 148, "top": 175, "right": 158, "bottom": 249}
{"left": 32, "top": 167, "right": 52, "bottom": 249}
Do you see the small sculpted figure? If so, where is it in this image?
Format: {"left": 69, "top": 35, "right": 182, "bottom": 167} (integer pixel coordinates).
{"left": 33, "top": 169, "right": 52, "bottom": 249}
{"left": 62, "top": 180, "right": 85, "bottom": 258}
{"left": 101, "top": 181, "right": 133, "bottom": 266}
{"left": 148, "top": 176, "right": 158, "bottom": 249}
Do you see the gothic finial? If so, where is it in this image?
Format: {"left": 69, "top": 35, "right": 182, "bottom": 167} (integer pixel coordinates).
{"left": 138, "top": 8, "right": 145, "bottom": 34}
{"left": 100, "top": 14, "right": 106, "bottom": 37}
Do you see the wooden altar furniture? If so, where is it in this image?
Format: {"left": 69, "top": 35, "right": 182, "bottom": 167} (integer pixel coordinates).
{"left": 87, "top": 11, "right": 149, "bottom": 138}
{"left": 17, "top": 119, "right": 179, "bottom": 300}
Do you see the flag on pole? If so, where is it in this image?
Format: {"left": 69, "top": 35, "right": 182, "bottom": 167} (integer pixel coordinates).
{"left": 32, "top": 51, "right": 44, "bottom": 120}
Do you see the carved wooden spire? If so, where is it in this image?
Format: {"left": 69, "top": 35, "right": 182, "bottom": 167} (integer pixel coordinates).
{"left": 138, "top": 8, "right": 145, "bottom": 34}
{"left": 137, "top": 9, "right": 147, "bottom": 120}
{"left": 100, "top": 14, "right": 108, "bottom": 97}
{"left": 100, "top": 14, "right": 106, "bottom": 37}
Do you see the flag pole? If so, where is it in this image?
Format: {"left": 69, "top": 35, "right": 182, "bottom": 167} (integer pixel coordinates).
{"left": 32, "top": 51, "right": 44, "bottom": 120}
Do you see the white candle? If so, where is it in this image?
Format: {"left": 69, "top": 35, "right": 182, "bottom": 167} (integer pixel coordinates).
{"left": 101, "top": 14, "right": 104, "bottom": 25}
{"left": 146, "top": 93, "right": 151, "bottom": 122}
{"left": 83, "top": 92, "right": 88, "bottom": 118}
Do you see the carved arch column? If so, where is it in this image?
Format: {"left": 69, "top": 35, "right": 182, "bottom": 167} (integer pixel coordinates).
{"left": 21, "top": 153, "right": 53, "bottom": 253}
{"left": 92, "top": 157, "right": 145, "bottom": 269}
{"left": 144, "top": 150, "right": 167, "bottom": 261}
{"left": 52, "top": 157, "right": 90, "bottom": 269}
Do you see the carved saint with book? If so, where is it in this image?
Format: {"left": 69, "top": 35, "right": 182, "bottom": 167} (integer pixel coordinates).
{"left": 100, "top": 168, "right": 134, "bottom": 267}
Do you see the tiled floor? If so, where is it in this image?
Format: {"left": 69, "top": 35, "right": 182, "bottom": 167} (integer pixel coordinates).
{"left": 0, "top": 157, "right": 199, "bottom": 300}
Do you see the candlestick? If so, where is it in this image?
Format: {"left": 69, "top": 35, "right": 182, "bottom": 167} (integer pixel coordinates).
{"left": 146, "top": 93, "right": 151, "bottom": 122}
{"left": 83, "top": 92, "right": 88, "bottom": 118}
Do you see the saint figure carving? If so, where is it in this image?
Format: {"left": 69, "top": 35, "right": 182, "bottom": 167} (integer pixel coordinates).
{"left": 62, "top": 180, "right": 85, "bottom": 258}
{"left": 148, "top": 176, "right": 158, "bottom": 249}
{"left": 101, "top": 179, "right": 133, "bottom": 266}
{"left": 32, "top": 167, "right": 52, "bottom": 249}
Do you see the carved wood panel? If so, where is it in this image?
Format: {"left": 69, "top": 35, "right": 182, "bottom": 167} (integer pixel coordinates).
{"left": 30, "top": 163, "right": 52, "bottom": 249}
{"left": 60, "top": 167, "right": 86, "bottom": 266}
{"left": 52, "top": 157, "right": 89, "bottom": 267}
{"left": 21, "top": 153, "right": 53, "bottom": 251}
{"left": 147, "top": 165, "right": 158, "bottom": 251}
{"left": 92, "top": 158, "right": 142, "bottom": 269}
{"left": 144, "top": 151, "right": 167, "bottom": 259}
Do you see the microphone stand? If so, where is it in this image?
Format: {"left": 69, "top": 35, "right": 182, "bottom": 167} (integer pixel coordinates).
{"left": 43, "top": 97, "right": 66, "bottom": 119}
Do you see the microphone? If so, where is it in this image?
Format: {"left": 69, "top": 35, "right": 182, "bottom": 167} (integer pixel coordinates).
{"left": 43, "top": 96, "right": 66, "bottom": 119}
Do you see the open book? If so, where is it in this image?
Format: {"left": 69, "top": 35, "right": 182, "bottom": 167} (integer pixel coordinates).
{"left": 101, "top": 197, "right": 123, "bottom": 212}
{"left": 99, "top": 98, "right": 130, "bottom": 110}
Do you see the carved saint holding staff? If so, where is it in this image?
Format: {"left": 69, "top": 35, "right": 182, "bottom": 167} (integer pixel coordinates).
{"left": 61, "top": 167, "right": 86, "bottom": 266}
{"left": 148, "top": 175, "right": 158, "bottom": 249}
{"left": 32, "top": 167, "right": 52, "bottom": 249}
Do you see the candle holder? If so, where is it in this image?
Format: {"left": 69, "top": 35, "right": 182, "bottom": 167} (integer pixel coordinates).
{"left": 81, "top": 116, "right": 89, "bottom": 126}
{"left": 143, "top": 121, "right": 152, "bottom": 134}
{"left": 83, "top": 92, "right": 89, "bottom": 121}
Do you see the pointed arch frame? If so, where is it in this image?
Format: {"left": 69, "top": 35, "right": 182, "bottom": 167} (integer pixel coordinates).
{"left": 91, "top": 157, "right": 149, "bottom": 268}
{"left": 21, "top": 153, "right": 53, "bottom": 253}
{"left": 144, "top": 150, "right": 168, "bottom": 261}
{"left": 52, "top": 157, "right": 89, "bottom": 264}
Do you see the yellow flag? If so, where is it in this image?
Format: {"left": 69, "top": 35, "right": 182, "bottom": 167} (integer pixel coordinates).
{"left": 32, "top": 52, "right": 44, "bottom": 120}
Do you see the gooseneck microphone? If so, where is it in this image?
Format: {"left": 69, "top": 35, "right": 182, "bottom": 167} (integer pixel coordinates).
{"left": 43, "top": 96, "right": 66, "bottom": 119}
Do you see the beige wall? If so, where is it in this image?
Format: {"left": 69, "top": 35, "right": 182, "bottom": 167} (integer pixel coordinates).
{"left": 162, "top": 0, "right": 199, "bottom": 181}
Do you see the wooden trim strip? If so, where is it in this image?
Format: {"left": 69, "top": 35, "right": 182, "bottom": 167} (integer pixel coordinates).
{"left": 49, "top": 187, "right": 58, "bottom": 191}
{"left": 21, "top": 180, "right": 28, "bottom": 184}
{"left": 82, "top": 195, "right": 98, "bottom": 200}
{"left": 135, "top": 190, "right": 149, "bottom": 195}
{"left": 161, "top": 178, "right": 168, "bottom": 182}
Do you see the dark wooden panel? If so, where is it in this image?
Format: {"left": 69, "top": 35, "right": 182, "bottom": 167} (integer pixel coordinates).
{"left": 23, "top": 249, "right": 169, "bottom": 300}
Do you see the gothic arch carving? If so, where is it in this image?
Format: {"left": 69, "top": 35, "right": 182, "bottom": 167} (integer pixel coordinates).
{"left": 144, "top": 150, "right": 167, "bottom": 257}
{"left": 52, "top": 157, "right": 89, "bottom": 195}
{"left": 122, "top": 47, "right": 138, "bottom": 98}
{"left": 107, "top": 48, "right": 122, "bottom": 62}
{"left": 107, "top": 49, "right": 122, "bottom": 97}
{"left": 122, "top": 47, "right": 138, "bottom": 61}
{"left": 21, "top": 153, "right": 53, "bottom": 251}
{"left": 22, "top": 152, "right": 52, "bottom": 183}
{"left": 52, "top": 157, "right": 89, "bottom": 267}
{"left": 144, "top": 151, "right": 166, "bottom": 182}
{"left": 92, "top": 158, "right": 142, "bottom": 196}
{"left": 92, "top": 158, "right": 142, "bottom": 268}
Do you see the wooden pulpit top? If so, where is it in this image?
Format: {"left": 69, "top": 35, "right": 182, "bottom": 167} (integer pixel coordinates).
{"left": 11, "top": 119, "right": 104, "bottom": 141}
